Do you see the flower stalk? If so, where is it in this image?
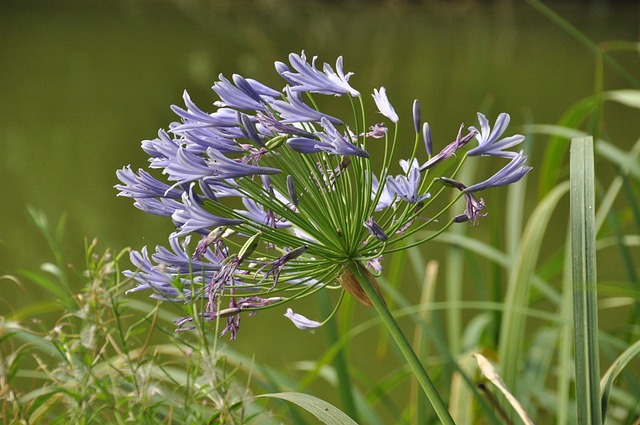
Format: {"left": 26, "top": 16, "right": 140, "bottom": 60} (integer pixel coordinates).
{"left": 346, "top": 260, "right": 455, "bottom": 424}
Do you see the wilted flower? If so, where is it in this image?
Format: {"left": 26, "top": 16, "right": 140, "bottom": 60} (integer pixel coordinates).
{"left": 117, "top": 52, "right": 530, "bottom": 339}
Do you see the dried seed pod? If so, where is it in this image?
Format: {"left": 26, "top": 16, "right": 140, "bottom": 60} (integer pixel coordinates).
{"left": 338, "top": 267, "right": 385, "bottom": 307}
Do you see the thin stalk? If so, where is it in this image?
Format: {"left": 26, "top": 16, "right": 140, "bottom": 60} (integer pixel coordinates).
{"left": 346, "top": 261, "right": 455, "bottom": 425}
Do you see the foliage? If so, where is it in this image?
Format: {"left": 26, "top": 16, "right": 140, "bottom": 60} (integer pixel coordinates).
{"left": 0, "top": 236, "right": 254, "bottom": 424}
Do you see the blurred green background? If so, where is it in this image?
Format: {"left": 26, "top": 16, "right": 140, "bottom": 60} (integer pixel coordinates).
{"left": 1, "top": 0, "right": 639, "bottom": 408}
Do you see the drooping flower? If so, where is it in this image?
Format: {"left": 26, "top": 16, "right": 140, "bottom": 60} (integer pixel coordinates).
{"left": 117, "top": 52, "right": 530, "bottom": 339}
{"left": 284, "top": 308, "right": 322, "bottom": 330}
{"left": 464, "top": 151, "right": 532, "bottom": 193}
{"left": 419, "top": 124, "right": 476, "bottom": 171}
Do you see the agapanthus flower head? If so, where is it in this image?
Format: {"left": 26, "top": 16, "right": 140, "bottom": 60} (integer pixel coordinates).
{"left": 117, "top": 52, "right": 530, "bottom": 339}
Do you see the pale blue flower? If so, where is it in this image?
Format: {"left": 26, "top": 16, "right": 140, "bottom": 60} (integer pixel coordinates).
{"left": 212, "top": 74, "right": 269, "bottom": 111}
{"left": 278, "top": 52, "right": 360, "bottom": 97}
{"left": 464, "top": 151, "right": 531, "bottom": 193}
{"left": 124, "top": 246, "right": 194, "bottom": 301}
{"left": 419, "top": 124, "right": 476, "bottom": 171}
{"left": 284, "top": 308, "right": 322, "bottom": 330}
{"left": 287, "top": 118, "right": 369, "bottom": 158}
{"left": 386, "top": 159, "right": 430, "bottom": 203}
{"left": 170, "top": 91, "right": 238, "bottom": 130}
{"left": 365, "top": 123, "right": 388, "bottom": 139}
{"left": 412, "top": 99, "right": 421, "bottom": 133}
{"left": 372, "top": 174, "right": 397, "bottom": 211}
{"left": 467, "top": 112, "right": 525, "bottom": 158}
{"left": 133, "top": 197, "right": 182, "bottom": 217}
{"left": 273, "top": 87, "right": 343, "bottom": 125}
{"left": 422, "top": 122, "right": 432, "bottom": 156}
{"left": 115, "top": 166, "right": 182, "bottom": 199}
{"left": 171, "top": 185, "right": 243, "bottom": 236}
{"left": 372, "top": 87, "right": 399, "bottom": 123}
{"left": 363, "top": 217, "right": 388, "bottom": 242}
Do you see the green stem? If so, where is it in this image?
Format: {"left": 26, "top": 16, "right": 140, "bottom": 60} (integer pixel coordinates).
{"left": 347, "top": 261, "right": 455, "bottom": 425}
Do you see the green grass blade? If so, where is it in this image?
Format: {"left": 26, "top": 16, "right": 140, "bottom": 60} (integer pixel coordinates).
{"left": 557, "top": 234, "right": 574, "bottom": 425}
{"left": 255, "top": 392, "right": 358, "bottom": 425}
{"left": 595, "top": 141, "right": 640, "bottom": 182}
{"left": 498, "top": 181, "right": 570, "bottom": 399}
{"left": 570, "top": 136, "right": 602, "bottom": 425}
{"left": 600, "top": 338, "right": 640, "bottom": 418}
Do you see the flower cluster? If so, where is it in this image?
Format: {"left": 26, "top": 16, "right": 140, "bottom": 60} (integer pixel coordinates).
{"left": 116, "top": 52, "right": 530, "bottom": 339}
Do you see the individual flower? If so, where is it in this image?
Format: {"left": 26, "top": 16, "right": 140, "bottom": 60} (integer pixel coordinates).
{"left": 467, "top": 112, "right": 525, "bottom": 158}
{"left": 464, "top": 151, "right": 531, "bottom": 193}
{"left": 284, "top": 308, "right": 322, "bottom": 330}
{"left": 412, "top": 100, "right": 421, "bottom": 134}
{"left": 277, "top": 52, "right": 360, "bottom": 97}
{"left": 286, "top": 117, "right": 369, "bottom": 158}
{"left": 386, "top": 159, "right": 430, "bottom": 203}
{"left": 372, "top": 87, "right": 399, "bottom": 123}
{"left": 117, "top": 52, "right": 530, "bottom": 339}
{"left": 365, "top": 123, "right": 388, "bottom": 139}
{"left": 419, "top": 124, "right": 476, "bottom": 171}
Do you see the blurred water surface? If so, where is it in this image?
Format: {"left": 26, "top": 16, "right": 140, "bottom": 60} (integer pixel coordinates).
{"left": 1, "top": 0, "right": 639, "bottom": 388}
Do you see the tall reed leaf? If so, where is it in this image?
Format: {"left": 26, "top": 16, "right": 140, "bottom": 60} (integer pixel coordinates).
{"left": 570, "top": 136, "right": 601, "bottom": 425}
{"left": 498, "top": 181, "right": 569, "bottom": 397}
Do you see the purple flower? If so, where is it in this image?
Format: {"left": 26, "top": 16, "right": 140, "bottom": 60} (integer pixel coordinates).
{"left": 386, "top": 159, "right": 430, "bottom": 203}
{"left": 372, "top": 87, "right": 399, "bottom": 123}
{"left": 423, "top": 122, "right": 433, "bottom": 156}
{"left": 365, "top": 123, "right": 388, "bottom": 139}
{"left": 287, "top": 118, "right": 369, "bottom": 158}
{"left": 256, "top": 111, "right": 316, "bottom": 138}
{"left": 284, "top": 308, "right": 322, "bottom": 330}
{"left": 412, "top": 100, "right": 421, "bottom": 133}
{"left": 170, "top": 91, "right": 238, "bottom": 130}
{"left": 278, "top": 52, "right": 360, "bottom": 97}
{"left": 464, "top": 151, "right": 532, "bottom": 193}
{"left": 124, "top": 247, "right": 192, "bottom": 301}
{"left": 452, "top": 192, "right": 486, "bottom": 224}
{"left": 372, "top": 174, "right": 396, "bottom": 211}
{"left": 172, "top": 185, "right": 243, "bottom": 236}
{"left": 257, "top": 245, "right": 309, "bottom": 289}
{"left": 116, "top": 166, "right": 183, "bottom": 199}
{"left": 363, "top": 217, "right": 388, "bottom": 242}
{"left": 273, "top": 88, "right": 343, "bottom": 125}
{"left": 419, "top": 124, "right": 476, "bottom": 171}
{"left": 439, "top": 177, "right": 487, "bottom": 223}
{"left": 239, "top": 113, "right": 265, "bottom": 147}
{"left": 286, "top": 175, "right": 298, "bottom": 207}
{"left": 212, "top": 74, "right": 268, "bottom": 111}
{"left": 155, "top": 233, "right": 221, "bottom": 275}
{"left": 239, "top": 198, "right": 291, "bottom": 229}
{"left": 133, "top": 197, "right": 183, "bottom": 217}
{"left": 467, "top": 113, "right": 525, "bottom": 158}
{"left": 164, "top": 147, "right": 280, "bottom": 186}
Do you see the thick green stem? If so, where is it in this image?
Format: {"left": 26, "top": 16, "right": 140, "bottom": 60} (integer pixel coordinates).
{"left": 347, "top": 261, "right": 455, "bottom": 425}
